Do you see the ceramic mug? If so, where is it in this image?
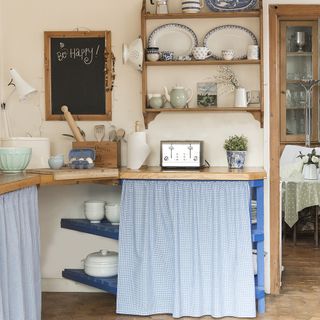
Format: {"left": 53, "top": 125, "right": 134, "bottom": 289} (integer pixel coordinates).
{"left": 247, "top": 45, "right": 259, "bottom": 60}
{"left": 192, "top": 47, "right": 212, "bottom": 60}
{"left": 221, "top": 49, "right": 235, "bottom": 61}
{"left": 84, "top": 200, "right": 105, "bottom": 223}
{"left": 181, "top": 0, "right": 204, "bottom": 13}
{"left": 160, "top": 51, "right": 174, "bottom": 61}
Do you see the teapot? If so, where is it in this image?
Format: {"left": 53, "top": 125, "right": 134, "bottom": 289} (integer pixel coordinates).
{"left": 164, "top": 86, "right": 193, "bottom": 108}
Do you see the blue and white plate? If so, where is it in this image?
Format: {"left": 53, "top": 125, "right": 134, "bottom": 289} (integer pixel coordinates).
{"left": 203, "top": 25, "right": 258, "bottom": 60}
{"left": 205, "top": 0, "right": 257, "bottom": 11}
{"left": 148, "top": 23, "right": 198, "bottom": 56}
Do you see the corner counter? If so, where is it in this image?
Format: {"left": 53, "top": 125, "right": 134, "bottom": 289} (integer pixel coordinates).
{"left": 120, "top": 166, "right": 266, "bottom": 181}
{"left": 0, "top": 173, "right": 40, "bottom": 195}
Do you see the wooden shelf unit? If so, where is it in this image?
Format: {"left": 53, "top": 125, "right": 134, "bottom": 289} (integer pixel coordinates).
{"left": 141, "top": 0, "right": 264, "bottom": 128}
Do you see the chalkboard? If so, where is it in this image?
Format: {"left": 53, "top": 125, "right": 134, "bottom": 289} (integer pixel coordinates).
{"left": 44, "top": 31, "right": 113, "bottom": 121}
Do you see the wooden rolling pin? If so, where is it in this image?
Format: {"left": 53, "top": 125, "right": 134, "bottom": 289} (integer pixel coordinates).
{"left": 61, "top": 105, "right": 84, "bottom": 142}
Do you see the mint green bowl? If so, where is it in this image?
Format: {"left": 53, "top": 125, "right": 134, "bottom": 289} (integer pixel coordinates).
{"left": 0, "top": 147, "right": 32, "bottom": 173}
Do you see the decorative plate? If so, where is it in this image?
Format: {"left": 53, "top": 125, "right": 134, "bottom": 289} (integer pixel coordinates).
{"left": 205, "top": 0, "right": 257, "bottom": 11}
{"left": 203, "top": 25, "right": 258, "bottom": 60}
{"left": 148, "top": 23, "right": 198, "bottom": 56}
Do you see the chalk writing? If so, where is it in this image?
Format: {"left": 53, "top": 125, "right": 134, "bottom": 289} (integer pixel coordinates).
{"left": 56, "top": 42, "right": 100, "bottom": 65}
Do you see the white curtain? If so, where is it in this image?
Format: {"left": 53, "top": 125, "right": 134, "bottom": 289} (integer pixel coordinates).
{"left": 0, "top": 186, "right": 41, "bottom": 320}
{"left": 117, "top": 180, "right": 256, "bottom": 318}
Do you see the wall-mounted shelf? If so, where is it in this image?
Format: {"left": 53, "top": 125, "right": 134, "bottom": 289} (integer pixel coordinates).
{"left": 61, "top": 219, "right": 119, "bottom": 240}
{"left": 145, "top": 60, "right": 261, "bottom": 66}
{"left": 62, "top": 269, "right": 117, "bottom": 294}
{"left": 144, "top": 11, "right": 260, "bottom": 19}
{"left": 141, "top": 0, "right": 264, "bottom": 128}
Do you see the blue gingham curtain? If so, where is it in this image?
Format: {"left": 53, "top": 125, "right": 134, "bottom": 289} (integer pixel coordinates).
{"left": 117, "top": 180, "right": 256, "bottom": 318}
{"left": 0, "top": 186, "right": 41, "bottom": 320}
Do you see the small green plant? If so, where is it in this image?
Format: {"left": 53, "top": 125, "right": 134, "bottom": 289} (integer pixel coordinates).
{"left": 224, "top": 135, "right": 248, "bottom": 151}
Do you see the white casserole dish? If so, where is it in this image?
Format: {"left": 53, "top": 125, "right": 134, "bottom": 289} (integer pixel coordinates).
{"left": 83, "top": 250, "right": 118, "bottom": 277}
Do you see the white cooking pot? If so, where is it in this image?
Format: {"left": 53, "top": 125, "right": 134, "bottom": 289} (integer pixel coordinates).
{"left": 83, "top": 250, "right": 118, "bottom": 277}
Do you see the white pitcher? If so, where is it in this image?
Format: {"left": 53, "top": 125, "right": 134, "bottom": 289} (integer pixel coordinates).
{"left": 234, "top": 87, "right": 251, "bottom": 107}
{"left": 181, "top": 0, "right": 204, "bottom": 13}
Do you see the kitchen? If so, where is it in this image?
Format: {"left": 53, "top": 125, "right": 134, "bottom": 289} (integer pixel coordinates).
{"left": 0, "top": 0, "right": 319, "bottom": 319}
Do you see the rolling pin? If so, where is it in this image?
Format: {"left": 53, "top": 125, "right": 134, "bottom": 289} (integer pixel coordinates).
{"left": 61, "top": 105, "right": 84, "bottom": 142}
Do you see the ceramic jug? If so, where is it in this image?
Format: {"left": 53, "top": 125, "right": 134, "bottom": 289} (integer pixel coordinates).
{"left": 234, "top": 87, "right": 251, "bottom": 107}
{"left": 164, "top": 86, "right": 193, "bottom": 108}
{"left": 150, "top": 0, "right": 169, "bottom": 14}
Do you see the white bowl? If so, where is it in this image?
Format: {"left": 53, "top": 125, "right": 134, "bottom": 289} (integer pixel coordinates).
{"left": 105, "top": 203, "right": 120, "bottom": 225}
{"left": 84, "top": 200, "right": 105, "bottom": 223}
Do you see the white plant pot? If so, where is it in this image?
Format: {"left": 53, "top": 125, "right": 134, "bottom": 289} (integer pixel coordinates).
{"left": 303, "top": 164, "right": 318, "bottom": 180}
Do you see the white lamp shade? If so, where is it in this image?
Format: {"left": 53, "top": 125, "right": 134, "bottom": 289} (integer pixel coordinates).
{"left": 9, "top": 68, "right": 37, "bottom": 100}
{"left": 122, "top": 38, "right": 143, "bottom": 71}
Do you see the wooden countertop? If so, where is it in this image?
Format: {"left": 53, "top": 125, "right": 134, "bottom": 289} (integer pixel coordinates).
{"left": 120, "top": 166, "right": 267, "bottom": 181}
{"left": 0, "top": 173, "right": 41, "bottom": 195}
{"left": 0, "top": 166, "right": 266, "bottom": 195}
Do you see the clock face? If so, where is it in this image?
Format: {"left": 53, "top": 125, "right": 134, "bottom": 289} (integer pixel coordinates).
{"left": 161, "top": 141, "right": 202, "bottom": 167}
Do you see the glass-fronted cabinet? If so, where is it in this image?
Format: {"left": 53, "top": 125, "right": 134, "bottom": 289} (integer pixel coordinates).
{"left": 280, "top": 21, "right": 318, "bottom": 143}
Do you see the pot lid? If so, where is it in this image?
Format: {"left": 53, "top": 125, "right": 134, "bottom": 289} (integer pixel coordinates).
{"left": 84, "top": 250, "right": 118, "bottom": 265}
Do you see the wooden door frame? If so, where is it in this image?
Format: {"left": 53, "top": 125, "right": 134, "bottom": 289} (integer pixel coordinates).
{"left": 269, "top": 4, "right": 320, "bottom": 294}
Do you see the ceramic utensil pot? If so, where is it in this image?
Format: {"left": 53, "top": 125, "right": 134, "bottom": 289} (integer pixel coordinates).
{"left": 150, "top": 0, "right": 169, "bottom": 14}
{"left": 192, "top": 47, "right": 212, "bottom": 60}
{"left": 164, "top": 86, "right": 193, "bottom": 108}
{"left": 105, "top": 203, "right": 120, "bottom": 225}
{"left": 83, "top": 250, "right": 118, "bottom": 277}
{"left": 84, "top": 200, "right": 105, "bottom": 223}
{"left": 234, "top": 87, "right": 251, "bottom": 107}
{"left": 247, "top": 45, "right": 259, "bottom": 60}
{"left": 182, "top": 0, "right": 204, "bottom": 13}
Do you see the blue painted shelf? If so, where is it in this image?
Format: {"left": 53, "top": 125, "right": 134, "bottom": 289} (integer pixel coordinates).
{"left": 61, "top": 219, "right": 119, "bottom": 240}
{"left": 62, "top": 269, "right": 117, "bottom": 295}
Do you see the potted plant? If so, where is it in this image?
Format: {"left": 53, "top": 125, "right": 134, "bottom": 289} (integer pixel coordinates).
{"left": 224, "top": 134, "right": 248, "bottom": 169}
{"left": 297, "top": 149, "right": 320, "bottom": 180}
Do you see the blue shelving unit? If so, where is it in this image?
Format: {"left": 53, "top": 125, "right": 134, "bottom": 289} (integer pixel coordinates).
{"left": 61, "top": 219, "right": 119, "bottom": 240}
{"left": 61, "top": 219, "right": 119, "bottom": 295}
{"left": 249, "top": 179, "right": 265, "bottom": 314}
{"left": 62, "top": 269, "right": 117, "bottom": 294}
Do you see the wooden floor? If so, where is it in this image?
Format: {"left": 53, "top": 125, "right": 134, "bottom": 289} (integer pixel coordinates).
{"left": 42, "top": 238, "right": 320, "bottom": 320}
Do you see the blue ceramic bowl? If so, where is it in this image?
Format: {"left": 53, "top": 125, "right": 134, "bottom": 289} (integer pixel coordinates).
{"left": 48, "top": 155, "right": 64, "bottom": 170}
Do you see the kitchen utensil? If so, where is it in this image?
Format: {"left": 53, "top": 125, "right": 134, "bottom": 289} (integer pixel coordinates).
{"left": 108, "top": 125, "right": 117, "bottom": 142}
{"left": 182, "top": 0, "right": 204, "bottom": 13}
{"left": 48, "top": 155, "right": 64, "bottom": 170}
{"left": 205, "top": 0, "right": 257, "bottom": 11}
{"left": 78, "top": 127, "right": 86, "bottom": 141}
{"left": 83, "top": 250, "right": 118, "bottom": 277}
{"left": 160, "top": 141, "right": 203, "bottom": 168}
{"left": 0, "top": 147, "right": 32, "bottom": 173}
{"left": 61, "top": 105, "right": 85, "bottom": 142}
{"left": 116, "top": 128, "right": 126, "bottom": 142}
{"left": 94, "top": 125, "right": 105, "bottom": 142}
{"left": 203, "top": 25, "right": 258, "bottom": 60}
{"left": 105, "top": 203, "right": 120, "bottom": 225}
{"left": 84, "top": 200, "right": 106, "bottom": 223}
{"left": 192, "top": 47, "right": 212, "bottom": 60}
{"left": 164, "top": 86, "right": 193, "bottom": 108}
{"left": 148, "top": 23, "right": 198, "bottom": 57}
{"left": 150, "top": 0, "right": 169, "bottom": 14}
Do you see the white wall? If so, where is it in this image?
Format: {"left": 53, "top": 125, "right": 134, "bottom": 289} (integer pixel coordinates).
{"left": 1, "top": 0, "right": 266, "bottom": 292}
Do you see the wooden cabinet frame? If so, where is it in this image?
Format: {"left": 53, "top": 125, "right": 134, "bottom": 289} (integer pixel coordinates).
{"left": 269, "top": 4, "right": 320, "bottom": 295}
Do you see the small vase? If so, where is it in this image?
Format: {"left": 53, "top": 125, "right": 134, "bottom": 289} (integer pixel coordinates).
{"left": 226, "top": 151, "right": 246, "bottom": 169}
{"left": 302, "top": 164, "right": 318, "bottom": 180}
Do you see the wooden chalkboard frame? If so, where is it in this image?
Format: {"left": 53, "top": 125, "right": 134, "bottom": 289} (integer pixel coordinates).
{"left": 44, "top": 31, "right": 112, "bottom": 121}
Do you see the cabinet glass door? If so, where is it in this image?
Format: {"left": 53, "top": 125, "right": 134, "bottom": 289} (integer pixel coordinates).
{"left": 280, "top": 21, "right": 318, "bottom": 143}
